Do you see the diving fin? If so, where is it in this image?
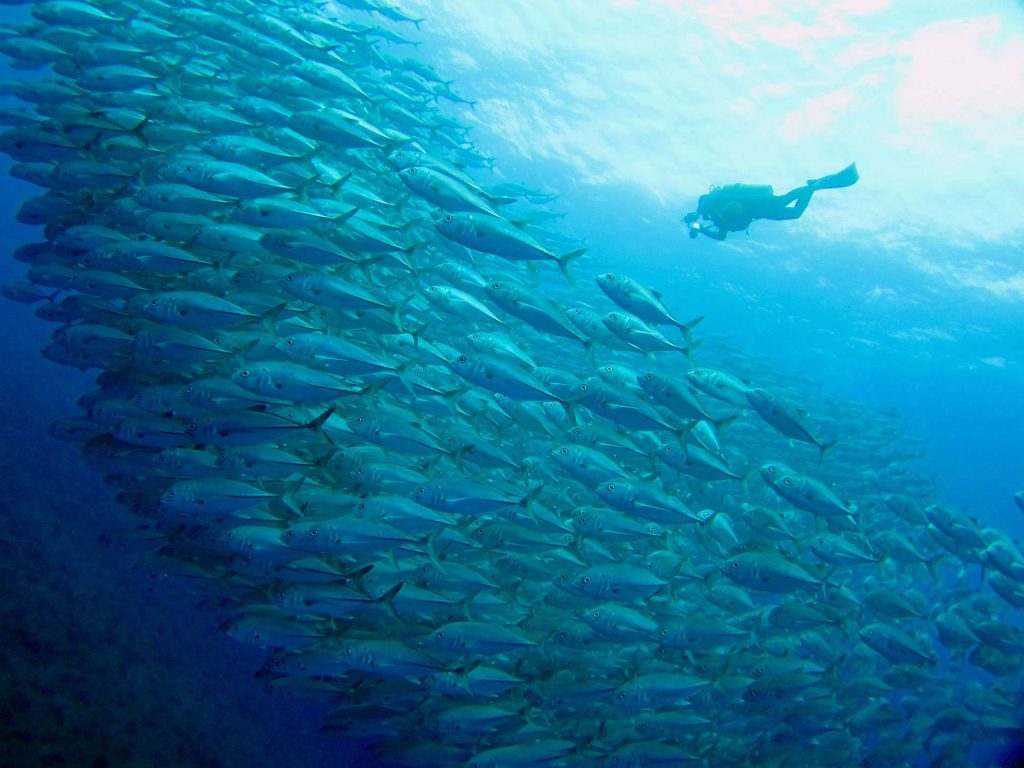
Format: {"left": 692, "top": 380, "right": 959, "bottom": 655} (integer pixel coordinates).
{"left": 807, "top": 162, "right": 859, "bottom": 190}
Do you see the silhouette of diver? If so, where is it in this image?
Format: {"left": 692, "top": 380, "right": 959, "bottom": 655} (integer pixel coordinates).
{"left": 684, "top": 163, "right": 859, "bottom": 241}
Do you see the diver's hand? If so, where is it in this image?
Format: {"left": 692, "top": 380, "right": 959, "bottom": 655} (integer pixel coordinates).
{"left": 687, "top": 221, "right": 701, "bottom": 239}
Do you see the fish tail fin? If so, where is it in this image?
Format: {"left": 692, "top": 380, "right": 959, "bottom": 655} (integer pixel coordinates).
{"left": 305, "top": 406, "right": 335, "bottom": 442}
{"left": 229, "top": 338, "right": 261, "bottom": 369}
{"left": 559, "top": 399, "right": 578, "bottom": 427}
{"left": 407, "top": 320, "right": 430, "bottom": 349}
{"left": 712, "top": 413, "right": 741, "bottom": 431}
{"left": 397, "top": 215, "right": 425, "bottom": 235}
{"left": 817, "top": 438, "right": 839, "bottom": 465}
{"left": 697, "top": 734, "right": 721, "bottom": 762}
{"left": 258, "top": 301, "right": 290, "bottom": 329}
{"left": 521, "top": 482, "right": 544, "bottom": 508}
{"left": 377, "top": 582, "right": 404, "bottom": 620}
{"left": 392, "top": 370, "right": 418, "bottom": 397}
{"left": 582, "top": 339, "right": 596, "bottom": 366}
{"left": 334, "top": 205, "right": 361, "bottom": 223}
{"left": 486, "top": 194, "right": 519, "bottom": 207}
{"left": 328, "top": 170, "right": 353, "bottom": 193}
{"left": 338, "top": 565, "right": 374, "bottom": 588}
{"left": 129, "top": 114, "right": 152, "bottom": 146}
{"left": 279, "top": 476, "right": 307, "bottom": 517}
{"left": 675, "top": 420, "right": 697, "bottom": 446}
{"left": 676, "top": 314, "right": 705, "bottom": 340}
{"left": 557, "top": 247, "right": 587, "bottom": 286}
{"left": 678, "top": 337, "right": 702, "bottom": 363}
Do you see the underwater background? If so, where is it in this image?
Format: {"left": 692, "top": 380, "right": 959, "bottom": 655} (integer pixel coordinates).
{"left": 1, "top": 1, "right": 1022, "bottom": 767}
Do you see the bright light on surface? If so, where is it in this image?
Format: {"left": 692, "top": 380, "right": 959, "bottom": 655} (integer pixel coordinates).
{"left": 403, "top": 0, "right": 1024, "bottom": 279}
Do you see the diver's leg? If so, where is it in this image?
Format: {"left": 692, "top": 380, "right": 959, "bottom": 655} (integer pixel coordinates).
{"left": 765, "top": 187, "right": 814, "bottom": 220}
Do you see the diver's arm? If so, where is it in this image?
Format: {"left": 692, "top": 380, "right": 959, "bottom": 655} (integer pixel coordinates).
{"left": 697, "top": 224, "right": 728, "bottom": 241}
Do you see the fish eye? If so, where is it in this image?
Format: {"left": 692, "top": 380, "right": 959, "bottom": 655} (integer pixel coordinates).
{"left": 644, "top": 373, "right": 653, "bottom": 380}
{"left": 731, "top": 561, "right": 740, "bottom": 568}
{"left": 606, "top": 483, "right": 615, "bottom": 491}
{"left": 559, "top": 448, "right": 568, "bottom": 455}
{"left": 579, "top": 384, "right": 588, "bottom": 392}
{"left": 766, "top": 465, "right": 776, "bottom": 473}
{"left": 583, "top": 576, "right": 591, "bottom": 584}
{"left": 457, "top": 356, "right": 467, "bottom": 363}
{"left": 444, "top": 215, "right": 452, "bottom": 222}
{"left": 239, "top": 369, "right": 249, "bottom": 377}
{"left": 409, "top": 168, "right": 416, "bottom": 174}
{"left": 436, "top": 631, "right": 445, "bottom": 639}
{"left": 310, "top": 529, "right": 318, "bottom": 537}
{"left": 782, "top": 478, "right": 792, "bottom": 486}
{"left": 617, "top": 691, "right": 627, "bottom": 699}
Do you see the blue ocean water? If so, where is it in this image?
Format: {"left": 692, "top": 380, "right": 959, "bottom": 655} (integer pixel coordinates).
{"left": 1, "top": 1, "right": 1023, "bottom": 767}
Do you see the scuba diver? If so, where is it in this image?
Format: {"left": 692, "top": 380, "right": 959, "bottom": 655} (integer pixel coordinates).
{"left": 684, "top": 162, "right": 859, "bottom": 241}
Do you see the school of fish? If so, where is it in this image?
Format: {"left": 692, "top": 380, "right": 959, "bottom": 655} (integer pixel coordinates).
{"left": 2, "top": 1, "right": 1023, "bottom": 766}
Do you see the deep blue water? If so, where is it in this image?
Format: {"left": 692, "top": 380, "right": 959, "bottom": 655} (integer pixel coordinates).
{"left": 1, "top": 2, "right": 1023, "bottom": 767}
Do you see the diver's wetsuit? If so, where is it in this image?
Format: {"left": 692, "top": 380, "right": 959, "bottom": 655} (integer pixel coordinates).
{"left": 686, "top": 163, "right": 858, "bottom": 241}
{"left": 695, "top": 184, "right": 814, "bottom": 239}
